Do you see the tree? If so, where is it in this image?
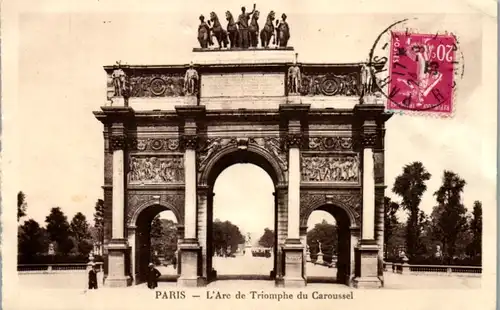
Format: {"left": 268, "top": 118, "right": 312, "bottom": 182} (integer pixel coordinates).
{"left": 467, "top": 201, "right": 482, "bottom": 258}
{"left": 18, "top": 219, "right": 48, "bottom": 259}
{"left": 432, "top": 171, "right": 468, "bottom": 262}
{"left": 45, "top": 207, "right": 73, "bottom": 255}
{"left": 161, "top": 219, "right": 178, "bottom": 260}
{"left": 306, "top": 220, "right": 337, "bottom": 261}
{"left": 70, "top": 212, "right": 92, "bottom": 255}
{"left": 383, "top": 196, "right": 400, "bottom": 258}
{"left": 258, "top": 228, "right": 275, "bottom": 248}
{"left": 17, "top": 191, "right": 27, "bottom": 221}
{"left": 212, "top": 220, "right": 245, "bottom": 255}
{"left": 150, "top": 215, "right": 165, "bottom": 256}
{"left": 392, "top": 162, "right": 431, "bottom": 258}
{"left": 93, "top": 199, "right": 104, "bottom": 244}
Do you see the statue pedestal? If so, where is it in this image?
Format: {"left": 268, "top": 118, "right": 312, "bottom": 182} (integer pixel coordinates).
{"left": 287, "top": 94, "right": 302, "bottom": 104}
{"left": 316, "top": 252, "right": 324, "bottom": 265}
{"left": 191, "top": 47, "right": 295, "bottom": 65}
{"left": 184, "top": 95, "right": 198, "bottom": 106}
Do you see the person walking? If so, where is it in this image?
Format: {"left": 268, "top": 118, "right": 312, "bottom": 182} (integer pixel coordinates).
{"left": 172, "top": 253, "right": 177, "bottom": 270}
{"left": 88, "top": 262, "right": 98, "bottom": 290}
{"left": 147, "top": 263, "right": 161, "bottom": 289}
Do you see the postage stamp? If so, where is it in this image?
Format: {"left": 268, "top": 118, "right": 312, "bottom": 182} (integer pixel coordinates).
{"left": 369, "top": 19, "right": 465, "bottom": 117}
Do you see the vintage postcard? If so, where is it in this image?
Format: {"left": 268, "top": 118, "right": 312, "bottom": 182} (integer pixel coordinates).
{"left": 1, "top": 0, "right": 497, "bottom": 309}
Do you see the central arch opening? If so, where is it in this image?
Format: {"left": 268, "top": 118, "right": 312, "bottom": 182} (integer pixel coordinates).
{"left": 203, "top": 147, "right": 283, "bottom": 283}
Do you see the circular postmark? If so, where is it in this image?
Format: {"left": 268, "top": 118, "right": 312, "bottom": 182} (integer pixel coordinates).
{"left": 368, "top": 18, "right": 465, "bottom": 115}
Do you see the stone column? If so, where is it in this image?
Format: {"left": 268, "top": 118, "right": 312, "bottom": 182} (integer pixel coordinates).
{"left": 287, "top": 143, "right": 301, "bottom": 240}
{"left": 106, "top": 132, "right": 132, "bottom": 287}
{"left": 127, "top": 226, "right": 136, "bottom": 284}
{"left": 176, "top": 105, "right": 205, "bottom": 287}
{"left": 177, "top": 135, "right": 203, "bottom": 287}
{"left": 279, "top": 104, "right": 308, "bottom": 288}
{"left": 282, "top": 131, "right": 306, "bottom": 288}
{"left": 362, "top": 147, "right": 375, "bottom": 240}
{"left": 184, "top": 141, "right": 197, "bottom": 240}
{"left": 353, "top": 121, "right": 382, "bottom": 288}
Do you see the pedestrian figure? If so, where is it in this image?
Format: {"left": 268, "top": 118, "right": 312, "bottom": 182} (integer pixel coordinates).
{"left": 88, "top": 262, "right": 98, "bottom": 290}
{"left": 147, "top": 263, "right": 161, "bottom": 289}
{"left": 172, "top": 254, "right": 177, "bottom": 270}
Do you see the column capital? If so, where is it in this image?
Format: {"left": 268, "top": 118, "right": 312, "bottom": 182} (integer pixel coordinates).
{"left": 181, "top": 135, "right": 199, "bottom": 150}
{"left": 110, "top": 134, "right": 127, "bottom": 151}
{"left": 286, "top": 133, "right": 304, "bottom": 149}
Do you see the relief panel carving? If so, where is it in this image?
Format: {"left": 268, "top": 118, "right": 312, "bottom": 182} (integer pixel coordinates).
{"left": 300, "top": 73, "right": 360, "bottom": 97}
{"left": 128, "top": 155, "right": 184, "bottom": 184}
{"left": 301, "top": 155, "right": 360, "bottom": 183}
{"left": 129, "top": 74, "right": 185, "bottom": 97}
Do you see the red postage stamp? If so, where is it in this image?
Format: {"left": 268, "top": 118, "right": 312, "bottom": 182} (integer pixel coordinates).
{"left": 386, "top": 32, "right": 457, "bottom": 114}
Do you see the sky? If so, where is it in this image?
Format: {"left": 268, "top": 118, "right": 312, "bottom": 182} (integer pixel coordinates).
{"left": 11, "top": 4, "right": 495, "bottom": 238}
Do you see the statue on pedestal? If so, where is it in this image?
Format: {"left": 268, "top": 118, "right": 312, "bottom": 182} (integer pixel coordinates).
{"left": 260, "top": 11, "right": 276, "bottom": 48}
{"left": 197, "top": 15, "right": 212, "bottom": 48}
{"left": 360, "top": 61, "right": 373, "bottom": 99}
{"left": 184, "top": 63, "right": 199, "bottom": 95}
{"left": 276, "top": 13, "right": 290, "bottom": 47}
{"left": 288, "top": 53, "right": 301, "bottom": 94}
{"left": 237, "top": 3, "right": 256, "bottom": 48}
{"left": 111, "top": 61, "right": 128, "bottom": 97}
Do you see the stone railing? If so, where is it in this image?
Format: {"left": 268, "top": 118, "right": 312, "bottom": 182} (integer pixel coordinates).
{"left": 383, "top": 262, "right": 481, "bottom": 277}
{"left": 18, "top": 263, "right": 104, "bottom": 274}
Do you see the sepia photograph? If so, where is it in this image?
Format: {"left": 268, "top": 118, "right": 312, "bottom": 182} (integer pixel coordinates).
{"left": 2, "top": 0, "right": 497, "bottom": 309}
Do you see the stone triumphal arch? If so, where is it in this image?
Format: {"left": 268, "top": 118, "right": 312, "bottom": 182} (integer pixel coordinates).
{"left": 94, "top": 46, "right": 391, "bottom": 288}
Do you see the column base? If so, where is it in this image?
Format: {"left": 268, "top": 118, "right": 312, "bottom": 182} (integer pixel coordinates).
{"left": 353, "top": 239, "right": 382, "bottom": 289}
{"left": 105, "top": 239, "right": 132, "bottom": 287}
{"left": 177, "top": 277, "right": 206, "bottom": 287}
{"left": 178, "top": 239, "right": 203, "bottom": 287}
{"left": 352, "top": 277, "right": 383, "bottom": 289}
{"left": 282, "top": 240, "right": 305, "bottom": 288}
{"left": 105, "top": 276, "right": 133, "bottom": 287}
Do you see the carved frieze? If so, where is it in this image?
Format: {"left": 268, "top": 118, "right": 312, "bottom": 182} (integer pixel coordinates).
{"left": 299, "top": 192, "right": 361, "bottom": 226}
{"left": 128, "top": 156, "right": 184, "bottom": 184}
{"left": 129, "top": 74, "right": 185, "bottom": 97}
{"left": 249, "top": 137, "right": 288, "bottom": 171}
{"left": 301, "top": 155, "right": 360, "bottom": 183}
{"left": 300, "top": 73, "right": 359, "bottom": 97}
{"left": 308, "top": 136, "right": 353, "bottom": 151}
{"left": 197, "top": 136, "right": 288, "bottom": 172}
{"left": 126, "top": 193, "right": 184, "bottom": 226}
{"left": 128, "top": 138, "right": 180, "bottom": 152}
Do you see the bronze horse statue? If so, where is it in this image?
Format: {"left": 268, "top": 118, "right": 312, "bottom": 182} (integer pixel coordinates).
{"left": 260, "top": 11, "right": 276, "bottom": 48}
{"left": 209, "top": 12, "right": 229, "bottom": 48}
{"left": 225, "top": 11, "right": 239, "bottom": 48}
{"left": 249, "top": 10, "right": 260, "bottom": 48}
